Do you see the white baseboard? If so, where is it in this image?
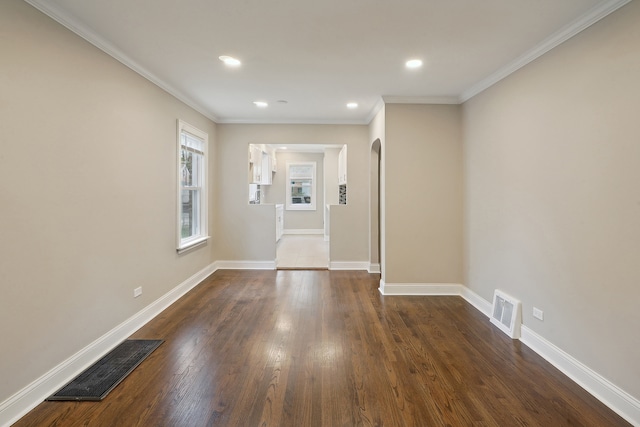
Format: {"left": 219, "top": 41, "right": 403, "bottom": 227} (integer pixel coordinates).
{"left": 0, "top": 262, "right": 217, "bottom": 427}
{"left": 216, "top": 258, "right": 369, "bottom": 271}
{"left": 283, "top": 229, "right": 324, "bottom": 235}
{"left": 459, "top": 286, "right": 493, "bottom": 317}
{"left": 214, "top": 260, "right": 276, "bottom": 270}
{"left": 368, "top": 263, "right": 381, "bottom": 274}
{"left": 379, "top": 282, "right": 463, "bottom": 295}
{"left": 4, "top": 270, "right": 637, "bottom": 427}
{"left": 329, "top": 261, "right": 370, "bottom": 270}
{"left": 520, "top": 326, "right": 640, "bottom": 426}
{"left": 377, "top": 281, "right": 639, "bottom": 426}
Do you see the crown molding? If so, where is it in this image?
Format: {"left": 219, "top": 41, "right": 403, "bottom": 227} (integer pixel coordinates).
{"left": 23, "top": 0, "right": 631, "bottom": 123}
{"left": 23, "top": 0, "right": 219, "bottom": 123}
{"left": 460, "top": 0, "right": 632, "bottom": 102}
{"left": 382, "top": 95, "right": 461, "bottom": 105}
{"left": 216, "top": 117, "right": 369, "bottom": 125}
{"left": 364, "top": 97, "right": 386, "bottom": 124}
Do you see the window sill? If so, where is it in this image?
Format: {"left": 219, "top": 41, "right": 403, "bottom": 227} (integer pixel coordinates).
{"left": 177, "top": 236, "right": 210, "bottom": 254}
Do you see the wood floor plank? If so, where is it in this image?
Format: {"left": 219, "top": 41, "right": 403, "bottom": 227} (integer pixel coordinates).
{"left": 12, "top": 270, "right": 631, "bottom": 427}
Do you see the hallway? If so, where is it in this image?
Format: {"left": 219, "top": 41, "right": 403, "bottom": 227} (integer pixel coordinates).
{"left": 276, "top": 235, "right": 329, "bottom": 269}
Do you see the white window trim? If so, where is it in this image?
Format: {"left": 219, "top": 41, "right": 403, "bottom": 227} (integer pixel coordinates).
{"left": 177, "top": 119, "right": 209, "bottom": 253}
{"left": 286, "top": 161, "right": 316, "bottom": 211}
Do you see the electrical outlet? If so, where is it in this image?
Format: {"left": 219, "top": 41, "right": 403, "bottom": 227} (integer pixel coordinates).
{"left": 134, "top": 287, "right": 142, "bottom": 298}
{"left": 533, "top": 307, "right": 544, "bottom": 321}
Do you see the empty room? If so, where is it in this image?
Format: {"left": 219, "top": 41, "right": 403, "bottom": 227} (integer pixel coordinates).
{"left": 1, "top": 0, "right": 638, "bottom": 425}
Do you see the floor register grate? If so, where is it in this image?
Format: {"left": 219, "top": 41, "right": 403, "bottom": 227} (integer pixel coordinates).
{"left": 47, "top": 339, "right": 163, "bottom": 401}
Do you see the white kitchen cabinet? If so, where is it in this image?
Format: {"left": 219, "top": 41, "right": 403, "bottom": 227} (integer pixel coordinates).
{"left": 249, "top": 145, "right": 275, "bottom": 185}
{"left": 275, "top": 204, "right": 284, "bottom": 242}
{"left": 249, "top": 146, "right": 263, "bottom": 184}
{"left": 338, "top": 145, "right": 347, "bottom": 185}
{"left": 261, "top": 152, "right": 272, "bottom": 185}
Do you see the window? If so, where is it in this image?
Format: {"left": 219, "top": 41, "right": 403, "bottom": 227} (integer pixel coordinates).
{"left": 286, "top": 162, "right": 316, "bottom": 211}
{"left": 177, "top": 120, "right": 208, "bottom": 253}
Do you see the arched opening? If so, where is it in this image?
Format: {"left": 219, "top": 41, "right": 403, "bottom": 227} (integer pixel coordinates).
{"left": 370, "top": 139, "right": 381, "bottom": 274}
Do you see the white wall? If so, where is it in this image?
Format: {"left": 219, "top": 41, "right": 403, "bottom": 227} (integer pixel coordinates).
{"left": 463, "top": 0, "right": 640, "bottom": 400}
{"left": 0, "top": 0, "right": 217, "bottom": 405}
{"left": 215, "top": 124, "right": 369, "bottom": 263}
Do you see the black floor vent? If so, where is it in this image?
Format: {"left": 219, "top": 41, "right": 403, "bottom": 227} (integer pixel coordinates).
{"left": 47, "top": 339, "right": 163, "bottom": 401}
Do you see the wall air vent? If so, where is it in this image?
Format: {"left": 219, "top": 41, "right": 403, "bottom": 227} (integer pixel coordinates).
{"left": 490, "top": 290, "right": 522, "bottom": 339}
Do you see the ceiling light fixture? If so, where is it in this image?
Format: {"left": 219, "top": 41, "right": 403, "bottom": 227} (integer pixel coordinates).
{"left": 347, "top": 102, "right": 358, "bottom": 109}
{"left": 219, "top": 55, "right": 241, "bottom": 67}
{"left": 405, "top": 59, "right": 423, "bottom": 69}
{"left": 253, "top": 101, "right": 268, "bottom": 108}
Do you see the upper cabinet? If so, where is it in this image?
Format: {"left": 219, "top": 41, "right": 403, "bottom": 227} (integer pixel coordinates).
{"left": 249, "top": 145, "right": 263, "bottom": 184}
{"left": 261, "top": 151, "right": 272, "bottom": 185}
{"left": 338, "top": 145, "right": 347, "bottom": 185}
{"left": 249, "top": 144, "right": 274, "bottom": 185}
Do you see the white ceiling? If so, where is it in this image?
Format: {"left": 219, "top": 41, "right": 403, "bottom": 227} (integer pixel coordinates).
{"left": 26, "top": 0, "right": 628, "bottom": 124}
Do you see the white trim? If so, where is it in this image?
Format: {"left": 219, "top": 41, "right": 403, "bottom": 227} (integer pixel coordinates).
{"left": 520, "top": 326, "right": 640, "bottom": 426}
{"left": 23, "top": 0, "right": 219, "bottom": 123}
{"left": 459, "top": 286, "right": 492, "bottom": 317}
{"left": 4, "top": 267, "right": 636, "bottom": 426}
{"left": 177, "top": 120, "right": 208, "bottom": 253}
{"left": 329, "top": 261, "right": 370, "bottom": 271}
{"left": 0, "top": 262, "right": 217, "bottom": 427}
{"left": 378, "top": 282, "right": 463, "bottom": 295}
{"left": 368, "top": 263, "right": 381, "bottom": 274}
{"left": 217, "top": 117, "right": 370, "bottom": 125}
{"left": 460, "top": 0, "right": 631, "bottom": 102}
{"left": 378, "top": 279, "right": 386, "bottom": 294}
{"left": 24, "top": 0, "right": 629, "bottom": 126}
{"left": 382, "top": 95, "right": 460, "bottom": 105}
{"left": 283, "top": 229, "right": 324, "bottom": 235}
{"left": 176, "top": 236, "right": 209, "bottom": 254}
{"left": 364, "top": 97, "right": 386, "bottom": 125}
{"left": 214, "top": 260, "right": 276, "bottom": 270}
{"left": 285, "top": 162, "right": 317, "bottom": 211}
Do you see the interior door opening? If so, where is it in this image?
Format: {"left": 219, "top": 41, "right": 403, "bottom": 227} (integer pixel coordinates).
{"left": 370, "top": 139, "right": 381, "bottom": 274}
{"left": 248, "top": 143, "right": 346, "bottom": 269}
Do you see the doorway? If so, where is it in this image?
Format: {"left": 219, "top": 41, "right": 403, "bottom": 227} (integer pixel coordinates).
{"left": 370, "top": 139, "right": 381, "bottom": 274}
{"left": 249, "top": 143, "right": 344, "bottom": 269}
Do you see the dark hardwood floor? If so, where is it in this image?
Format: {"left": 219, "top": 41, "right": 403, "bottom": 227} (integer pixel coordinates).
{"left": 14, "top": 270, "right": 630, "bottom": 426}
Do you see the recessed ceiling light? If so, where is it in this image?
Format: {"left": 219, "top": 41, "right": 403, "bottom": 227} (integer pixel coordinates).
{"left": 347, "top": 102, "right": 358, "bottom": 109}
{"left": 253, "top": 101, "right": 268, "bottom": 108}
{"left": 280, "top": 147, "right": 287, "bottom": 150}
{"left": 405, "top": 59, "right": 423, "bottom": 69}
{"left": 219, "top": 55, "right": 241, "bottom": 67}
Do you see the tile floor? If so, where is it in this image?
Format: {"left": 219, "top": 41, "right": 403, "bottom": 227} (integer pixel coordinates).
{"left": 276, "top": 234, "right": 329, "bottom": 269}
